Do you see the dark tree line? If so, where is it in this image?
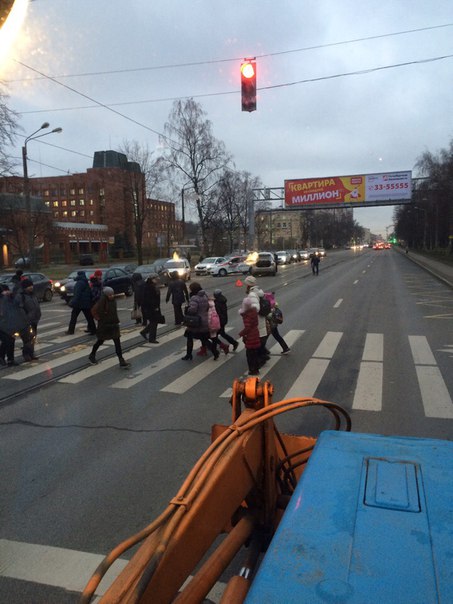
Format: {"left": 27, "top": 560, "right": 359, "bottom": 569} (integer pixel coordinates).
{"left": 394, "top": 139, "right": 453, "bottom": 252}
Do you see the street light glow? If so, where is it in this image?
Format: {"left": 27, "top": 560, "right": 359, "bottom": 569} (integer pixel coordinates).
{"left": 0, "top": 0, "right": 28, "bottom": 64}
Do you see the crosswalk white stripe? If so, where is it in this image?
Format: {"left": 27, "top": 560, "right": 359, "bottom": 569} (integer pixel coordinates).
{"left": 59, "top": 346, "right": 149, "bottom": 383}
{"left": 283, "top": 358, "right": 330, "bottom": 399}
{"left": 3, "top": 345, "right": 109, "bottom": 380}
{"left": 0, "top": 538, "right": 227, "bottom": 603}
{"left": 352, "top": 333, "right": 384, "bottom": 411}
{"left": 111, "top": 348, "right": 186, "bottom": 389}
{"left": 415, "top": 366, "right": 453, "bottom": 419}
{"left": 59, "top": 330, "right": 184, "bottom": 384}
{"left": 283, "top": 331, "right": 342, "bottom": 399}
{"left": 408, "top": 335, "right": 436, "bottom": 365}
{"left": 362, "top": 333, "right": 383, "bottom": 362}
{"left": 352, "top": 361, "right": 383, "bottom": 411}
{"left": 312, "top": 331, "right": 343, "bottom": 358}
{"left": 161, "top": 350, "right": 232, "bottom": 394}
{"left": 0, "top": 538, "right": 128, "bottom": 597}
{"left": 217, "top": 331, "right": 305, "bottom": 398}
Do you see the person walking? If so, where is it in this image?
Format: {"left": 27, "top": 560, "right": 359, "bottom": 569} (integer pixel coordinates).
{"left": 131, "top": 272, "right": 144, "bottom": 325}
{"left": 181, "top": 282, "right": 219, "bottom": 361}
{"left": 267, "top": 300, "right": 290, "bottom": 354}
{"left": 238, "top": 296, "right": 261, "bottom": 376}
{"left": 89, "top": 269, "right": 103, "bottom": 305}
{"left": 140, "top": 274, "right": 161, "bottom": 344}
{"left": 0, "top": 284, "right": 28, "bottom": 367}
{"left": 16, "top": 278, "right": 41, "bottom": 361}
{"left": 11, "top": 269, "right": 23, "bottom": 295}
{"left": 244, "top": 275, "right": 269, "bottom": 366}
{"left": 66, "top": 270, "right": 97, "bottom": 335}
{"left": 311, "top": 253, "right": 320, "bottom": 275}
{"left": 166, "top": 271, "right": 189, "bottom": 326}
{"left": 88, "top": 287, "right": 130, "bottom": 367}
{"left": 213, "top": 288, "right": 239, "bottom": 353}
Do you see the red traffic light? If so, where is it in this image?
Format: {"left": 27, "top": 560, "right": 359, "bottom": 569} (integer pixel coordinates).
{"left": 241, "top": 59, "right": 257, "bottom": 112}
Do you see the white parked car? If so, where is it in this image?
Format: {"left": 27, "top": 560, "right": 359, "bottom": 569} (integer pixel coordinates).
{"left": 194, "top": 257, "right": 227, "bottom": 275}
{"left": 210, "top": 256, "right": 247, "bottom": 277}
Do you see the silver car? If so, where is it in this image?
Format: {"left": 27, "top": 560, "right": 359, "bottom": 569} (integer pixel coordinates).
{"left": 250, "top": 252, "right": 277, "bottom": 277}
{"left": 194, "top": 257, "right": 227, "bottom": 275}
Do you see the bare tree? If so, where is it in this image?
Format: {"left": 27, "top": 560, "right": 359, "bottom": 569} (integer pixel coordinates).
{"left": 0, "top": 86, "right": 20, "bottom": 176}
{"left": 118, "top": 140, "right": 166, "bottom": 264}
{"left": 159, "top": 99, "right": 232, "bottom": 255}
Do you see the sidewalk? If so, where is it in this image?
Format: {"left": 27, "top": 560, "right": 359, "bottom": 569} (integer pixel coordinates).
{"left": 397, "top": 248, "right": 453, "bottom": 289}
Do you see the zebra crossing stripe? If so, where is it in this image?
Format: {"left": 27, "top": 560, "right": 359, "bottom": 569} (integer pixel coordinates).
{"left": 409, "top": 335, "right": 453, "bottom": 419}
{"left": 352, "top": 334, "right": 384, "bottom": 411}
{"left": 283, "top": 331, "right": 342, "bottom": 399}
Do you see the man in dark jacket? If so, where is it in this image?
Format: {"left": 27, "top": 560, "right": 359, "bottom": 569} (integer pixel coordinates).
{"left": 88, "top": 287, "right": 130, "bottom": 367}
{"left": 166, "top": 271, "right": 189, "bottom": 326}
{"left": 140, "top": 275, "right": 162, "bottom": 343}
{"left": 0, "top": 284, "right": 28, "bottom": 366}
{"left": 66, "top": 271, "right": 97, "bottom": 335}
{"left": 16, "top": 278, "right": 41, "bottom": 361}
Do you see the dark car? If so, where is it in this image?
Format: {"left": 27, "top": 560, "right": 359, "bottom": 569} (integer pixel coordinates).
{"left": 133, "top": 259, "right": 171, "bottom": 287}
{"left": 60, "top": 268, "right": 133, "bottom": 301}
{"left": 110, "top": 263, "right": 137, "bottom": 274}
{"left": 79, "top": 254, "right": 94, "bottom": 266}
{"left": 0, "top": 272, "right": 53, "bottom": 302}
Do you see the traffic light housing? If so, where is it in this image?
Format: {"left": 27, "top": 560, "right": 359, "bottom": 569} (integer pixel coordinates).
{"left": 241, "top": 59, "right": 257, "bottom": 112}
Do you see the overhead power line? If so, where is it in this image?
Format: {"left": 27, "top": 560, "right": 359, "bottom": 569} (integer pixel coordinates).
{"left": 8, "top": 22, "right": 453, "bottom": 82}
{"left": 17, "top": 52, "right": 453, "bottom": 115}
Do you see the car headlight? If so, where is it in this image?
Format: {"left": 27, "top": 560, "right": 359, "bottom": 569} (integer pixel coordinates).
{"left": 54, "top": 281, "right": 61, "bottom": 288}
{"left": 60, "top": 285, "right": 66, "bottom": 292}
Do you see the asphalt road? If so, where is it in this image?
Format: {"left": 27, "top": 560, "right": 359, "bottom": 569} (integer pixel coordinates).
{"left": 1, "top": 248, "right": 452, "bottom": 602}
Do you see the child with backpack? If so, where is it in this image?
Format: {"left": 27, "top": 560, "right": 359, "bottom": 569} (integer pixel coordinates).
{"left": 238, "top": 296, "right": 261, "bottom": 376}
{"left": 267, "top": 297, "right": 290, "bottom": 354}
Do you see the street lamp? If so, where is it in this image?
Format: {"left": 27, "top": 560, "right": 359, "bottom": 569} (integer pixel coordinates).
{"left": 22, "top": 122, "right": 62, "bottom": 269}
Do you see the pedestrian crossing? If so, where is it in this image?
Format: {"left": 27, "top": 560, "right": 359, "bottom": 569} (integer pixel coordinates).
{"left": 2, "top": 322, "right": 453, "bottom": 419}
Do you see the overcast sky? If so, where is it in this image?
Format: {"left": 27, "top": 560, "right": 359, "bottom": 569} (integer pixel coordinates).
{"left": 1, "top": 0, "right": 453, "bottom": 237}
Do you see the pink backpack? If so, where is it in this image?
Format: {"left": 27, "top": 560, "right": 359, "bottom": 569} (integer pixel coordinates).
{"left": 208, "top": 301, "right": 221, "bottom": 332}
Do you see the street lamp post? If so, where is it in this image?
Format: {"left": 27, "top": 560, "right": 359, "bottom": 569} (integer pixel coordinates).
{"left": 22, "top": 122, "right": 62, "bottom": 269}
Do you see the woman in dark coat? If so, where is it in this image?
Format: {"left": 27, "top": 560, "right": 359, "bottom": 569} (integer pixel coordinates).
{"left": 88, "top": 287, "right": 130, "bottom": 367}
{"left": 182, "top": 282, "right": 218, "bottom": 361}
{"left": 140, "top": 275, "right": 161, "bottom": 344}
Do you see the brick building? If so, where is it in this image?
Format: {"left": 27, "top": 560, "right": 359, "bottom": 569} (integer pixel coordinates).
{"left": 0, "top": 150, "right": 181, "bottom": 264}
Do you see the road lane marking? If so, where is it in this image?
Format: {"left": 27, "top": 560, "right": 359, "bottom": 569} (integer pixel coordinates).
{"left": 408, "top": 335, "right": 436, "bottom": 365}
{"left": 333, "top": 299, "right": 343, "bottom": 308}
{"left": 362, "top": 333, "right": 383, "bottom": 362}
{"left": 409, "top": 335, "right": 453, "bottom": 419}
{"left": 353, "top": 279, "right": 359, "bottom": 285}
{"left": 352, "top": 361, "right": 383, "bottom": 411}
{"left": 414, "top": 366, "right": 453, "bottom": 419}
{"left": 283, "top": 331, "right": 342, "bottom": 399}
{"left": 352, "top": 334, "right": 384, "bottom": 411}
{"left": 59, "top": 330, "right": 184, "bottom": 384}
{"left": 0, "top": 538, "right": 128, "bottom": 597}
{"left": 0, "top": 538, "right": 227, "bottom": 603}
{"left": 219, "top": 331, "right": 304, "bottom": 398}
{"left": 111, "top": 348, "right": 187, "bottom": 388}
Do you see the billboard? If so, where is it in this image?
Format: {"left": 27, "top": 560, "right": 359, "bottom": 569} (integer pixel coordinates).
{"left": 284, "top": 171, "right": 412, "bottom": 209}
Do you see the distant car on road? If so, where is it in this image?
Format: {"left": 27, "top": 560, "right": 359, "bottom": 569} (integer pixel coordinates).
{"left": 249, "top": 252, "right": 277, "bottom": 277}
{"left": 299, "top": 249, "right": 311, "bottom": 260}
{"left": 133, "top": 259, "right": 171, "bottom": 286}
{"left": 275, "top": 251, "right": 292, "bottom": 265}
{"left": 163, "top": 258, "right": 191, "bottom": 281}
{"left": 210, "top": 256, "right": 247, "bottom": 277}
{"left": 0, "top": 271, "right": 53, "bottom": 302}
{"left": 194, "top": 257, "right": 227, "bottom": 275}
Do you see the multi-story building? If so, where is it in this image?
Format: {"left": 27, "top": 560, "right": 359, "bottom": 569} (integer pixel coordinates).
{"left": 0, "top": 150, "right": 180, "bottom": 264}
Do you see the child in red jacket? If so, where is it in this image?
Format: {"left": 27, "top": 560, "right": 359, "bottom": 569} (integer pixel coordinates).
{"left": 239, "top": 296, "right": 261, "bottom": 375}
